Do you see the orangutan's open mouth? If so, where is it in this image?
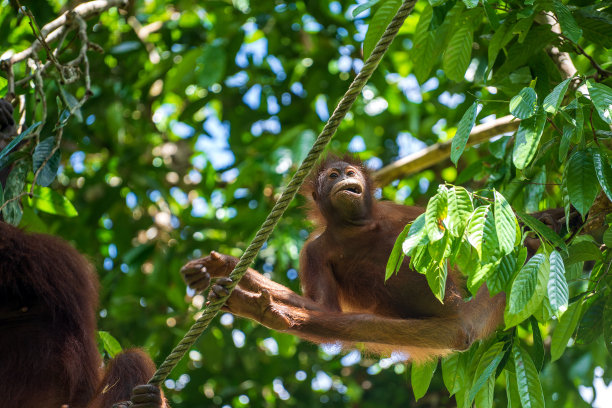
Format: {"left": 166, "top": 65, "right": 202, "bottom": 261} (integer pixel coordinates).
{"left": 333, "top": 180, "right": 363, "bottom": 196}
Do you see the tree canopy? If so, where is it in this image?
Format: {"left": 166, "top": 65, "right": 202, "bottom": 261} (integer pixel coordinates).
{"left": 1, "top": 0, "right": 611, "bottom": 407}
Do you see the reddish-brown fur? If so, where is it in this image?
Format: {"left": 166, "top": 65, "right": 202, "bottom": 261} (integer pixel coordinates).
{"left": 0, "top": 222, "right": 163, "bottom": 408}
{"left": 181, "top": 156, "right": 505, "bottom": 362}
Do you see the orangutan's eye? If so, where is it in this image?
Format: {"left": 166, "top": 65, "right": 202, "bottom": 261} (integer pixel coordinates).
{"left": 347, "top": 170, "right": 355, "bottom": 177}
{"left": 329, "top": 172, "right": 339, "bottom": 179}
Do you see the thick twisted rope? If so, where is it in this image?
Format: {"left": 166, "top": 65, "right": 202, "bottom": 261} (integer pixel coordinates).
{"left": 147, "top": 0, "right": 417, "bottom": 386}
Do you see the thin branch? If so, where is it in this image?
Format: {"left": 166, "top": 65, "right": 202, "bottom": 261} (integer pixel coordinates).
{"left": 6, "top": 0, "right": 128, "bottom": 65}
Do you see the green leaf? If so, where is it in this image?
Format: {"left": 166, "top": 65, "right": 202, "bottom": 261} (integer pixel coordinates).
{"left": 412, "top": 5, "right": 437, "bottom": 83}
{"left": 512, "top": 108, "right": 546, "bottom": 169}
{"left": 442, "top": 353, "right": 463, "bottom": 395}
{"left": 574, "top": 8, "right": 612, "bottom": 49}
{"left": 530, "top": 317, "right": 544, "bottom": 371}
{"left": 604, "top": 227, "right": 612, "bottom": 248}
{"left": 197, "top": 43, "right": 227, "bottom": 88}
{"left": 508, "top": 254, "right": 547, "bottom": 315}
{"left": 487, "top": 20, "right": 512, "bottom": 74}
{"left": 468, "top": 342, "right": 505, "bottom": 403}
{"left": 487, "top": 251, "right": 518, "bottom": 296}
{"left": 98, "top": 331, "right": 123, "bottom": 358}
{"left": 505, "top": 370, "right": 522, "bottom": 408}
{"left": 565, "top": 240, "right": 602, "bottom": 265}
{"left": 426, "top": 261, "right": 448, "bottom": 303}
{"left": 363, "top": 0, "right": 401, "bottom": 59}
{"left": 553, "top": 0, "right": 582, "bottom": 43}
{"left": 474, "top": 375, "right": 494, "bottom": 408}
{"left": 33, "top": 137, "right": 60, "bottom": 187}
{"left": 525, "top": 167, "right": 546, "bottom": 213}
{"left": 587, "top": 81, "right": 612, "bottom": 124}
{"left": 2, "top": 159, "right": 29, "bottom": 225}
{"left": 604, "top": 295, "right": 612, "bottom": 355}
{"left": 443, "top": 15, "right": 474, "bottom": 82}
{"left": 27, "top": 185, "right": 78, "bottom": 217}
{"left": 593, "top": 149, "right": 612, "bottom": 202}
{"left": 0, "top": 121, "right": 41, "bottom": 162}
{"left": 466, "top": 205, "right": 489, "bottom": 258}
{"left": 451, "top": 101, "right": 479, "bottom": 165}
{"left": 386, "top": 223, "right": 411, "bottom": 280}
{"left": 566, "top": 150, "right": 600, "bottom": 218}
{"left": 543, "top": 78, "right": 571, "bottom": 114}
{"left": 402, "top": 213, "right": 429, "bottom": 255}
{"left": 411, "top": 244, "right": 433, "bottom": 274}
{"left": 548, "top": 250, "right": 568, "bottom": 316}
{"left": 352, "top": 0, "right": 380, "bottom": 17}
{"left": 513, "top": 343, "right": 545, "bottom": 408}
{"left": 412, "top": 359, "right": 437, "bottom": 401}
{"left": 509, "top": 87, "right": 537, "bottom": 119}
{"left": 481, "top": 205, "right": 500, "bottom": 263}
{"left": 517, "top": 212, "right": 568, "bottom": 254}
{"left": 494, "top": 191, "right": 516, "bottom": 256}
{"left": 576, "top": 295, "right": 605, "bottom": 345}
{"left": 426, "top": 185, "right": 448, "bottom": 242}
{"left": 447, "top": 186, "right": 473, "bottom": 236}
{"left": 551, "top": 300, "right": 583, "bottom": 361}
{"left": 559, "top": 125, "right": 573, "bottom": 162}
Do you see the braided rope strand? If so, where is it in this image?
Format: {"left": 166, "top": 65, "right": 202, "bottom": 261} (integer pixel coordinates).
{"left": 148, "top": 0, "right": 417, "bottom": 386}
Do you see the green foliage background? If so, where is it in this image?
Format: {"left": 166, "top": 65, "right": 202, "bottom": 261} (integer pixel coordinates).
{"left": 1, "top": 0, "right": 611, "bottom": 407}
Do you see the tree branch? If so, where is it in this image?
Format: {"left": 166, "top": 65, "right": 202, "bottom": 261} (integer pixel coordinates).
{"left": 5, "top": 0, "right": 128, "bottom": 65}
{"left": 373, "top": 115, "right": 519, "bottom": 185}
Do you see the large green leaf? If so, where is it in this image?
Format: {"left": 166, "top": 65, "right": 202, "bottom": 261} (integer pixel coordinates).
{"left": 466, "top": 205, "right": 490, "bottom": 258}
{"left": 442, "top": 353, "right": 464, "bottom": 395}
{"left": 468, "top": 342, "right": 505, "bottom": 403}
{"left": 587, "top": 81, "right": 612, "bottom": 124}
{"left": 363, "top": 0, "right": 401, "bottom": 59}
{"left": 593, "top": 148, "right": 612, "bottom": 202}
{"left": 412, "top": 5, "right": 438, "bottom": 83}
{"left": 548, "top": 250, "right": 568, "bottom": 316}
{"left": 558, "top": 125, "right": 573, "bottom": 162}
{"left": 426, "top": 261, "right": 448, "bottom": 303}
{"left": 487, "top": 251, "right": 519, "bottom": 296}
{"left": 0, "top": 121, "right": 41, "bottom": 162}
{"left": 513, "top": 343, "right": 545, "bottom": 408}
{"left": 604, "top": 295, "right": 612, "bottom": 355}
{"left": 447, "top": 186, "right": 473, "bottom": 236}
{"left": 543, "top": 78, "right": 571, "bottom": 114}
{"left": 553, "top": 0, "right": 582, "bottom": 43}
{"left": 517, "top": 212, "right": 568, "bottom": 253}
{"left": 509, "top": 87, "right": 537, "bottom": 119}
{"left": 565, "top": 150, "right": 600, "bottom": 218}
{"left": 402, "top": 213, "right": 429, "bottom": 255}
{"left": 551, "top": 300, "right": 583, "bottom": 361}
{"left": 494, "top": 191, "right": 516, "bottom": 256}
{"left": 512, "top": 108, "right": 546, "bottom": 169}
{"left": 508, "top": 254, "right": 547, "bottom": 315}
{"left": 32, "top": 137, "right": 60, "bottom": 187}
{"left": 425, "top": 185, "right": 448, "bottom": 242}
{"left": 2, "top": 159, "right": 29, "bottom": 225}
{"left": 451, "top": 101, "right": 478, "bottom": 165}
{"left": 27, "top": 185, "right": 78, "bottom": 217}
{"left": 97, "top": 331, "right": 123, "bottom": 358}
{"left": 385, "top": 223, "right": 411, "bottom": 280}
{"left": 412, "top": 359, "right": 437, "bottom": 401}
{"left": 443, "top": 14, "right": 473, "bottom": 82}
{"left": 481, "top": 205, "right": 500, "bottom": 264}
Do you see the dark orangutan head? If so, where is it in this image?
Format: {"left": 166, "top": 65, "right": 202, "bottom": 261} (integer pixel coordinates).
{"left": 304, "top": 155, "right": 374, "bottom": 225}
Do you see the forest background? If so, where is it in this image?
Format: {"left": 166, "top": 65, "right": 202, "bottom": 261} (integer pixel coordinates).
{"left": 1, "top": 0, "right": 612, "bottom": 407}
